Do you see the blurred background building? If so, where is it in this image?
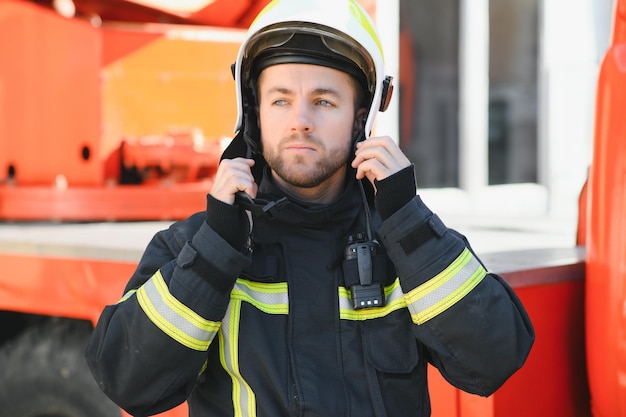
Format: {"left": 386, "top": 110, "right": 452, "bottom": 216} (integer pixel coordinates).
{"left": 375, "top": 0, "right": 611, "bottom": 216}
{"left": 371, "top": 0, "right": 614, "bottom": 252}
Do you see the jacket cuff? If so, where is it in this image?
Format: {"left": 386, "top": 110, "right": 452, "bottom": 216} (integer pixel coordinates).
{"left": 374, "top": 165, "right": 417, "bottom": 220}
{"left": 206, "top": 194, "right": 249, "bottom": 252}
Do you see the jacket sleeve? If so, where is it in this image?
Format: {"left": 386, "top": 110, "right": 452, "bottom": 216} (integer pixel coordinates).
{"left": 85, "top": 213, "right": 251, "bottom": 416}
{"left": 377, "top": 196, "right": 535, "bottom": 397}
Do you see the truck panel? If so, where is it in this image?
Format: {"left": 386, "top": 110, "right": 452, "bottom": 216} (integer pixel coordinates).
{"left": 0, "top": 1, "right": 242, "bottom": 221}
{"left": 585, "top": 0, "right": 626, "bottom": 414}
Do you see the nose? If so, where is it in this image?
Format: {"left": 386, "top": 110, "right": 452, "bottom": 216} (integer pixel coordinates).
{"left": 289, "top": 101, "right": 312, "bottom": 133}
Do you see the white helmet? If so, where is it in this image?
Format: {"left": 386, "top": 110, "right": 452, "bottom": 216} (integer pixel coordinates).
{"left": 231, "top": 0, "right": 393, "bottom": 154}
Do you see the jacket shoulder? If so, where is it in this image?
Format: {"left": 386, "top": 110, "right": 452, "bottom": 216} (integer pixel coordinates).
{"left": 165, "top": 211, "right": 206, "bottom": 248}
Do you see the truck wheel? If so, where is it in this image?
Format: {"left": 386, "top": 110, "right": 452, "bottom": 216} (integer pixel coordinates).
{"left": 0, "top": 320, "right": 121, "bottom": 417}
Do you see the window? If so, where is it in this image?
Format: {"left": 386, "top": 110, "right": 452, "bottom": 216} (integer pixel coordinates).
{"left": 398, "top": 0, "right": 539, "bottom": 188}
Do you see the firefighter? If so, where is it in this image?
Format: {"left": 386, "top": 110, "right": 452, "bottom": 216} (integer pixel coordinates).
{"left": 85, "top": 1, "right": 534, "bottom": 416}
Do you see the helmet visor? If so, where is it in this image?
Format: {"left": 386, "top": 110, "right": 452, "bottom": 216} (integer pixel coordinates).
{"left": 243, "top": 24, "right": 376, "bottom": 95}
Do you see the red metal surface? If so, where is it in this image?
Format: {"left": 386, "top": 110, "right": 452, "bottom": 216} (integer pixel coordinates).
{"left": 31, "top": 0, "right": 375, "bottom": 29}
{"left": 0, "top": 184, "right": 209, "bottom": 221}
{"left": 187, "top": 0, "right": 261, "bottom": 28}
{"left": 493, "top": 280, "right": 590, "bottom": 417}
{"left": 121, "top": 406, "right": 187, "bottom": 417}
{"left": 0, "top": 0, "right": 101, "bottom": 186}
{"left": 29, "top": 0, "right": 213, "bottom": 25}
{"left": 585, "top": 0, "right": 626, "bottom": 415}
{"left": 100, "top": 22, "right": 162, "bottom": 66}
{"left": 120, "top": 405, "right": 186, "bottom": 417}
{"left": 0, "top": 250, "right": 188, "bottom": 417}
{"left": 0, "top": 253, "right": 134, "bottom": 324}
{"left": 28, "top": 0, "right": 272, "bottom": 27}
{"left": 1, "top": 1, "right": 234, "bottom": 220}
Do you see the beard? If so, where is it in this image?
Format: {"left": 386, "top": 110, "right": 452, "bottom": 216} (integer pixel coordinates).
{"left": 263, "top": 133, "right": 353, "bottom": 188}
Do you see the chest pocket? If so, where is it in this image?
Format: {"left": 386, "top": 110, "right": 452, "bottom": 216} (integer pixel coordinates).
{"left": 363, "top": 311, "right": 419, "bottom": 374}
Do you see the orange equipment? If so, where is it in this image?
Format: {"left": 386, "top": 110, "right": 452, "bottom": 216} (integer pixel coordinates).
{"left": 585, "top": 0, "right": 626, "bottom": 415}
{"left": 0, "top": 0, "right": 251, "bottom": 221}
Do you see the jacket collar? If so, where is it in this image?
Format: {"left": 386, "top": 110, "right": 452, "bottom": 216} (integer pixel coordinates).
{"left": 255, "top": 167, "right": 365, "bottom": 228}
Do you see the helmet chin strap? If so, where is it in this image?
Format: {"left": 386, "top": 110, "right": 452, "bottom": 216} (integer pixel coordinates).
{"left": 232, "top": 90, "right": 290, "bottom": 219}
{"left": 235, "top": 190, "right": 289, "bottom": 220}
{"left": 351, "top": 128, "right": 377, "bottom": 241}
{"left": 221, "top": 85, "right": 265, "bottom": 183}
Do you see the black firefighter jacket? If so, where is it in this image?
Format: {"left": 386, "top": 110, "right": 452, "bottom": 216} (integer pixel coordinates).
{"left": 85, "top": 175, "right": 534, "bottom": 417}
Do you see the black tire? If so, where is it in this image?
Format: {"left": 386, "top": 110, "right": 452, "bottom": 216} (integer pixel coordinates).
{"left": 0, "top": 319, "right": 122, "bottom": 417}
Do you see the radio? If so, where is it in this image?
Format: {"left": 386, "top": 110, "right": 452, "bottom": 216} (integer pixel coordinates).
{"left": 344, "top": 237, "right": 385, "bottom": 309}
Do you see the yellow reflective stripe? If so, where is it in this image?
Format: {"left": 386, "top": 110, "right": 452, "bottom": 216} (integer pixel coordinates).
{"left": 217, "top": 279, "right": 287, "bottom": 416}
{"left": 251, "top": 0, "right": 383, "bottom": 59}
{"left": 250, "top": 0, "right": 278, "bottom": 27}
{"left": 347, "top": 0, "right": 383, "bottom": 56}
{"left": 137, "top": 271, "right": 220, "bottom": 351}
{"left": 220, "top": 300, "right": 256, "bottom": 417}
{"left": 198, "top": 359, "right": 208, "bottom": 376}
{"left": 406, "top": 248, "right": 486, "bottom": 325}
{"left": 339, "top": 278, "right": 407, "bottom": 320}
{"left": 231, "top": 279, "right": 289, "bottom": 315}
{"left": 117, "top": 289, "right": 136, "bottom": 304}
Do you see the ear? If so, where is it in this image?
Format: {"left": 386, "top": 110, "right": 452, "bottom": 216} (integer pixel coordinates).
{"left": 353, "top": 108, "right": 368, "bottom": 138}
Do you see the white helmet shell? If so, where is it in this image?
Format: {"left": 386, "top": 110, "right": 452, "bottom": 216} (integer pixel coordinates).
{"left": 233, "top": 0, "right": 390, "bottom": 140}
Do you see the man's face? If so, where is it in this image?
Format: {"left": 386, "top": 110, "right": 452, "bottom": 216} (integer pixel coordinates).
{"left": 257, "top": 63, "right": 365, "bottom": 192}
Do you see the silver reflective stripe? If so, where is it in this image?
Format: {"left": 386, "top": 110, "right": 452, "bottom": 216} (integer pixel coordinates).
{"left": 137, "top": 271, "right": 220, "bottom": 351}
{"left": 406, "top": 248, "right": 486, "bottom": 324}
{"left": 231, "top": 279, "right": 289, "bottom": 315}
